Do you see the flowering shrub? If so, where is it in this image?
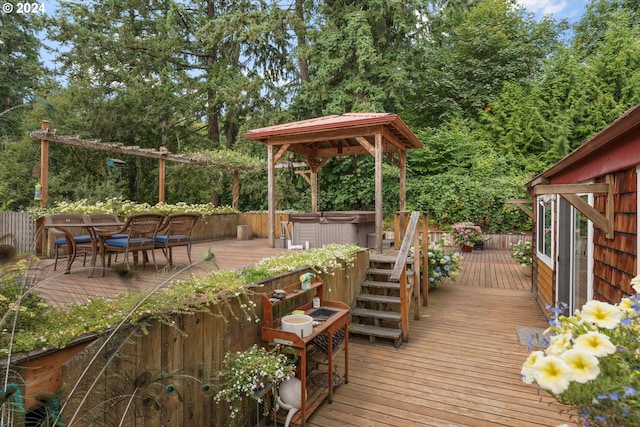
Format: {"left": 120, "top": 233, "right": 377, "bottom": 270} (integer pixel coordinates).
{"left": 215, "top": 344, "right": 295, "bottom": 421}
{"left": 521, "top": 275, "right": 640, "bottom": 426}
{"left": 509, "top": 240, "right": 532, "bottom": 266}
{"left": 449, "top": 222, "right": 483, "bottom": 247}
{"left": 241, "top": 244, "right": 362, "bottom": 282}
{"left": 427, "top": 235, "right": 463, "bottom": 287}
{"left": 29, "top": 197, "right": 237, "bottom": 218}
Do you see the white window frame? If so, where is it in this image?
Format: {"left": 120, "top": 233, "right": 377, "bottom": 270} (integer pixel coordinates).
{"left": 537, "top": 194, "right": 555, "bottom": 268}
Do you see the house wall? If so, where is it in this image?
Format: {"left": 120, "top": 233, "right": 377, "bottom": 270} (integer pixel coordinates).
{"left": 535, "top": 260, "right": 554, "bottom": 314}
{"left": 592, "top": 167, "right": 638, "bottom": 302}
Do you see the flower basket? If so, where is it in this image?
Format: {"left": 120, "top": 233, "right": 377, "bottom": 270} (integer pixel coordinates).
{"left": 521, "top": 275, "right": 640, "bottom": 426}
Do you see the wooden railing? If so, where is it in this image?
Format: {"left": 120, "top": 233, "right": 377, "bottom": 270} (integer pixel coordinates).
{"left": 389, "top": 211, "right": 429, "bottom": 343}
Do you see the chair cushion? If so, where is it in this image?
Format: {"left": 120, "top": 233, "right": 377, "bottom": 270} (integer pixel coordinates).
{"left": 155, "top": 235, "right": 189, "bottom": 244}
{"left": 106, "top": 237, "right": 154, "bottom": 248}
{"left": 55, "top": 235, "right": 92, "bottom": 245}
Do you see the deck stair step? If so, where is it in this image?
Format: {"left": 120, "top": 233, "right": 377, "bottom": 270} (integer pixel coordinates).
{"left": 356, "top": 293, "right": 401, "bottom": 305}
{"left": 366, "top": 268, "right": 415, "bottom": 278}
{"left": 362, "top": 280, "right": 400, "bottom": 290}
{"left": 349, "top": 324, "right": 402, "bottom": 348}
{"left": 369, "top": 253, "right": 415, "bottom": 265}
{"left": 352, "top": 308, "right": 401, "bottom": 322}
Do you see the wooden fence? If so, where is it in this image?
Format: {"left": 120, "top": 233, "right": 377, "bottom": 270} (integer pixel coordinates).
{"left": 428, "top": 231, "right": 531, "bottom": 250}
{"left": 1, "top": 211, "right": 531, "bottom": 257}
{"left": 0, "top": 212, "right": 38, "bottom": 255}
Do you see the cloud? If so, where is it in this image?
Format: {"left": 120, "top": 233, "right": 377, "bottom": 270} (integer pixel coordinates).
{"left": 516, "top": 0, "right": 586, "bottom": 22}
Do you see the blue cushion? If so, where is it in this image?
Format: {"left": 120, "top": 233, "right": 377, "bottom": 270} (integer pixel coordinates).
{"left": 105, "top": 237, "right": 153, "bottom": 248}
{"left": 55, "top": 235, "right": 92, "bottom": 245}
{"left": 155, "top": 235, "right": 188, "bottom": 244}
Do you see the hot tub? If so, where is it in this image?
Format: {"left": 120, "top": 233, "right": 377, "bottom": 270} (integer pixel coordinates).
{"left": 289, "top": 211, "right": 376, "bottom": 249}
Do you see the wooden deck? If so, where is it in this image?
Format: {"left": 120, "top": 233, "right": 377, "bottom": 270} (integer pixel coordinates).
{"left": 308, "top": 248, "right": 576, "bottom": 427}
{"left": 28, "top": 241, "right": 576, "bottom": 426}
{"left": 28, "top": 238, "right": 288, "bottom": 306}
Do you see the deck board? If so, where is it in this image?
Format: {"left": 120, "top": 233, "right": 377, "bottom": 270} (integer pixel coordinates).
{"left": 307, "top": 248, "right": 576, "bottom": 427}
{"left": 28, "top": 241, "right": 575, "bottom": 426}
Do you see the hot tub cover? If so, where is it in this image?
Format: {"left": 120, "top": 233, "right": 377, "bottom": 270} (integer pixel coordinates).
{"left": 288, "top": 211, "right": 375, "bottom": 224}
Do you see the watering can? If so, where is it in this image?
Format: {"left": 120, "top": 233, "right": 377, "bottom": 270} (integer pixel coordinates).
{"left": 277, "top": 376, "right": 305, "bottom": 427}
{"left": 299, "top": 272, "right": 315, "bottom": 290}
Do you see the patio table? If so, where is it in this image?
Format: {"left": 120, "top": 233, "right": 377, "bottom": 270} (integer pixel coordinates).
{"left": 43, "top": 222, "right": 124, "bottom": 277}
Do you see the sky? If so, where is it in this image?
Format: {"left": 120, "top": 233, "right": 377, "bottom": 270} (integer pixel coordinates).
{"left": 517, "top": 0, "right": 589, "bottom": 23}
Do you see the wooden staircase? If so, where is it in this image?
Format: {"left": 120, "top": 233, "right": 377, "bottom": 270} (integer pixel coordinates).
{"left": 349, "top": 212, "right": 429, "bottom": 348}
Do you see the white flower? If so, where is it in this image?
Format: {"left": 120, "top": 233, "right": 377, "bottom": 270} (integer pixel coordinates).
{"left": 579, "top": 300, "right": 623, "bottom": 329}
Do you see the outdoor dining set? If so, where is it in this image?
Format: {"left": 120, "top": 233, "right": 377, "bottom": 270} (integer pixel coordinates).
{"left": 42, "top": 212, "right": 200, "bottom": 277}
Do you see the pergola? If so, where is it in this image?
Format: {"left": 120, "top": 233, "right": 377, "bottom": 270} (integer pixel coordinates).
{"left": 31, "top": 120, "right": 261, "bottom": 209}
{"left": 243, "top": 113, "right": 423, "bottom": 253}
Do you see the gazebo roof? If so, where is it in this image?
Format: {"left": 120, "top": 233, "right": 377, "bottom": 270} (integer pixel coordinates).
{"left": 243, "top": 113, "right": 423, "bottom": 157}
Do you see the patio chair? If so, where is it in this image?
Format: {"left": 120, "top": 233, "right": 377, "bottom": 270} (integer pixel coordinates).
{"left": 154, "top": 213, "right": 200, "bottom": 266}
{"left": 101, "top": 213, "right": 165, "bottom": 273}
{"left": 44, "top": 214, "right": 92, "bottom": 271}
{"left": 74, "top": 214, "right": 126, "bottom": 265}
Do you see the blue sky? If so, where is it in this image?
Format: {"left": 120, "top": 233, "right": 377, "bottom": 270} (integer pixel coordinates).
{"left": 517, "top": 0, "right": 589, "bottom": 23}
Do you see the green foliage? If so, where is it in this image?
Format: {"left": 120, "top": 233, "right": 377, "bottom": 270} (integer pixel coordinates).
{"left": 28, "top": 197, "right": 237, "bottom": 219}
{"left": 0, "top": 244, "right": 361, "bottom": 355}
{"left": 407, "top": 121, "right": 532, "bottom": 232}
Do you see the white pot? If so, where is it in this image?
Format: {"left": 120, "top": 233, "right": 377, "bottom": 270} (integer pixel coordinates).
{"left": 281, "top": 314, "right": 313, "bottom": 338}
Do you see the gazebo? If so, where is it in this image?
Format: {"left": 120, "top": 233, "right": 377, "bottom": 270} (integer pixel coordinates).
{"left": 243, "top": 113, "right": 423, "bottom": 252}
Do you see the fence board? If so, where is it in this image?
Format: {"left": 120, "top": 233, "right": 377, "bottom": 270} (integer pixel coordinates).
{"left": 0, "top": 212, "right": 38, "bottom": 255}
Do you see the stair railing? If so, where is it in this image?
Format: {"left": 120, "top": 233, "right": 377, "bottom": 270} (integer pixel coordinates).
{"left": 389, "top": 211, "right": 429, "bottom": 342}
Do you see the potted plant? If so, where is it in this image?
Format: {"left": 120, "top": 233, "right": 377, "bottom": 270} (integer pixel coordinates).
{"left": 427, "top": 235, "right": 463, "bottom": 288}
{"left": 521, "top": 275, "right": 640, "bottom": 426}
{"left": 449, "top": 222, "right": 483, "bottom": 252}
{"left": 509, "top": 240, "right": 532, "bottom": 277}
{"left": 214, "top": 344, "right": 295, "bottom": 423}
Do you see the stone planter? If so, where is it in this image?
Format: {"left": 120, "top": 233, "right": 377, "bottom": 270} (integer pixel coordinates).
{"left": 521, "top": 264, "right": 532, "bottom": 277}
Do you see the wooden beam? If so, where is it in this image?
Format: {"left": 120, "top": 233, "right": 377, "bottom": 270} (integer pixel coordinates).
{"left": 232, "top": 169, "right": 239, "bottom": 210}
{"left": 374, "top": 134, "right": 383, "bottom": 253}
{"left": 272, "top": 144, "right": 291, "bottom": 165}
{"left": 534, "top": 183, "right": 609, "bottom": 195}
{"left": 159, "top": 158, "right": 166, "bottom": 203}
{"left": 506, "top": 199, "right": 534, "bottom": 219}
{"left": 39, "top": 120, "right": 49, "bottom": 208}
{"left": 562, "top": 193, "right": 613, "bottom": 239}
{"left": 263, "top": 124, "right": 385, "bottom": 145}
{"left": 355, "top": 136, "right": 376, "bottom": 157}
{"left": 267, "top": 145, "right": 275, "bottom": 248}
{"left": 295, "top": 170, "right": 311, "bottom": 185}
{"left": 535, "top": 179, "right": 614, "bottom": 239}
{"left": 399, "top": 150, "right": 406, "bottom": 211}
{"left": 31, "top": 131, "right": 209, "bottom": 165}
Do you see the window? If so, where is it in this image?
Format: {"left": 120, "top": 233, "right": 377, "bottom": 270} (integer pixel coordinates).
{"left": 537, "top": 195, "right": 554, "bottom": 266}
